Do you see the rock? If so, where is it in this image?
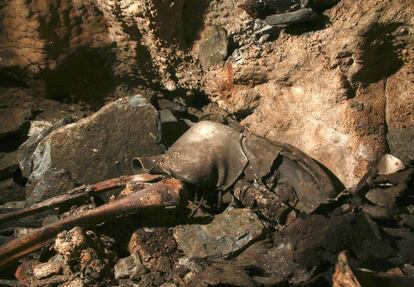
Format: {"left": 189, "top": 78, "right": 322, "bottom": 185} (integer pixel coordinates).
{"left": 18, "top": 117, "right": 73, "bottom": 178}
{"left": 128, "top": 227, "right": 178, "bottom": 272}
{"left": 54, "top": 227, "right": 112, "bottom": 285}
{"left": 173, "top": 208, "right": 265, "bottom": 259}
{"left": 388, "top": 128, "right": 414, "bottom": 163}
{"left": 265, "top": 8, "right": 318, "bottom": 26}
{"left": 198, "top": 26, "right": 229, "bottom": 71}
{"left": 32, "top": 255, "right": 65, "bottom": 279}
{"left": 114, "top": 254, "right": 148, "bottom": 280}
{"left": 399, "top": 214, "right": 414, "bottom": 230}
{"left": 139, "top": 272, "right": 164, "bottom": 287}
{"left": 26, "top": 168, "right": 76, "bottom": 204}
{"left": 26, "top": 96, "right": 163, "bottom": 201}
{"left": 377, "top": 154, "right": 405, "bottom": 175}
{"left": 0, "top": 178, "right": 25, "bottom": 204}
{"left": 365, "top": 185, "right": 406, "bottom": 208}
{"left": 363, "top": 205, "right": 401, "bottom": 221}
{"left": 191, "top": 263, "right": 257, "bottom": 287}
{"left": 0, "top": 107, "right": 32, "bottom": 138}
{"left": 0, "top": 151, "right": 19, "bottom": 180}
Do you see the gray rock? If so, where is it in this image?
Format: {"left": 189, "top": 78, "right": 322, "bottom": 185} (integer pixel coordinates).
{"left": 0, "top": 107, "right": 32, "bottom": 138}
{"left": 365, "top": 185, "right": 406, "bottom": 208}
{"left": 0, "top": 178, "right": 25, "bottom": 204}
{"left": 114, "top": 254, "right": 148, "bottom": 280}
{"left": 173, "top": 208, "right": 265, "bottom": 259}
{"left": 0, "top": 151, "right": 19, "bottom": 180}
{"left": 26, "top": 96, "right": 163, "bottom": 201}
{"left": 18, "top": 117, "right": 73, "bottom": 178}
{"left": 388, "top": 127, "right": 414, "bottom": 163}
{"left": 26, "top": 168, "right": 76, "bottom": 204}
{"left": 198, "top": 26, "right": 229, "bottom": 71}
{"left": 265, "top": 8, "right": 318, "bottom": 26}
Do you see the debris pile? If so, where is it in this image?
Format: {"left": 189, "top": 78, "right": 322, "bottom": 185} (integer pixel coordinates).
{"left": 1, "top": 0, "right": 414, "bottom": 286}
{"left": 0, "top": 97, "right": 413, "bottom": 286}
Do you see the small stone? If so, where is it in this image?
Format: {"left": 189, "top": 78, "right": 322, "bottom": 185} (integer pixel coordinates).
{"left": 159, "top": 109, "right": 177, "bottom": 123}
{"left": 365, "top": 184, "right": 406, "bottom": 208}
{"left": 258, "top": 34, "right": 270, "bottom": 44}
{"left": 33, "top": 255, "right": 64, "bottom": 279}
{"left": 114, "top": 254, "right": 148, "bottom": 280}
{"left": 198, "top": 26, "right": 229, "bottom": 71}
{"left": 173, "top": 208, "right": 265, "bottom": 259}
{"left": 265, "top": 8, "right": 318, "bottom": 26}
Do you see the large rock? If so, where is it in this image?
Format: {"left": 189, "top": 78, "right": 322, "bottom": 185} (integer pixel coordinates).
{"left": 26, "top": 95, "right": 163, "bottom": 201}
{"left": 202, "top": 0, "right": 414, "bottom": 188}
{"left": 173, "top": 208, "right": 265, "bottom": 260}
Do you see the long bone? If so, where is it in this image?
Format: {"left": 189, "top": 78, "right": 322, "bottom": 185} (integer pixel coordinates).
{"left": 0, "top": 178, "right": 183, "bottom": 270}
{"left": 0, "top": 174, "right": 161, "bottom": 225}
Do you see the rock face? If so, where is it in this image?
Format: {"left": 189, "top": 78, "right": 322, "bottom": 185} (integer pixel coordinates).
{"left": 25, "top": 95, "right": 163, "bottom": 202}
{"left": 173, "top": 208, "right": 265, "bottom": 260}
{"left": 1, "top": 0, "right": 414, "bottom": 188}
{"left": 201, "top": 0, "right": 414, "bottom": 187}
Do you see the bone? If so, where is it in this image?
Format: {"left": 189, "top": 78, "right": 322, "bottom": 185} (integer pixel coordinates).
{"left": 0, "top": 173, "right": 161, "bottom": 225}
{"left": 0, "top": 178, "right": 183, "bottom": 271}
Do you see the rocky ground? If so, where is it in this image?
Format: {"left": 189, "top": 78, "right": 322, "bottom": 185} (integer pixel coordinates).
{"left": 1, "top": 0, "right": 414, "bottom": 286}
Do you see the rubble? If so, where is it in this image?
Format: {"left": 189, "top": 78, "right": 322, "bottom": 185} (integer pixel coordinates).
{"left": 173, "top": 208, "right": 265, "bottom": 260}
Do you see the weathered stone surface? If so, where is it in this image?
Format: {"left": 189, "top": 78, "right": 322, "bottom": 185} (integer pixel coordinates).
{"left": 0, "top": 178, "right": 25, "bottom": 204}
{"left": 365, "top": 185, "right": 406, "bottom": 208}
{"left": 114, "top": 254, "right": 147, "bottom": 280}
{"left": 26, "top": 168, "right": 76, "bottom": 204}
{"left": 26, "top": 96, "right": 163, "bottom": 200}
{"left": 388, "top": 128, "right": 414, "bottom": 163}
{"left": 0, "top": 151, "right": 19, "bottom": 180}
{"left": 265, "top": 8, "right": 318, "bottom": 26}
{"left": 18, "top": 117, "right": 73, "bottom": 178}
{"left": 202, "top": 0, "right": 414, "bottom": 188}
{"left": 173, "top": 208, "right": 265, "bottom": 259}
{"left": 198, "top": 26, "right": 229, "bottom": 71}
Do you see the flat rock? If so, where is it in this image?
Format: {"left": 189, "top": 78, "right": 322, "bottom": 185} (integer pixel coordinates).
{"left": 18, "top": 117, "right": 73, "bottom": 178}
{"left": 114, "top": 254, "right": 148, "bottom": 280}
{"left": 198, "top": 26, "right": 229, "bottom": 71}
{"left": 0, "top": 178, "right": 25, "bottom": 204}
{"left": 265, "top": 8, "right": 318, "bottom": 26}
{"left": 173, "top": 208, "right": 265, "bottom": 260}
{"left": 26, "top": 96, "right": 163, "bottom": 201}
{"left": 365, "top": 185, "right": 406, "bottom": 208}
{"left": 0, "top": 151, "right": 19, "bottom": 180}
